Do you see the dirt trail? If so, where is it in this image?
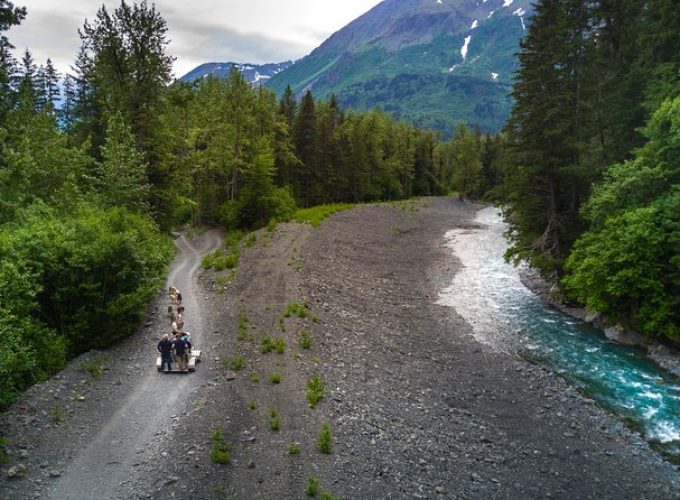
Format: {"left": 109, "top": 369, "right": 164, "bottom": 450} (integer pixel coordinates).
{"left": 8, "top": 230, "right": 221, "bottom": 500}
{"left": 0, "top": 231, "right": 222, "bottom": 500}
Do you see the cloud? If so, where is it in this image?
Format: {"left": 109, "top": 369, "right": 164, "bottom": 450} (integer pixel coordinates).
{"left": 167, "top": 18, "right": 310, "bottom": 77}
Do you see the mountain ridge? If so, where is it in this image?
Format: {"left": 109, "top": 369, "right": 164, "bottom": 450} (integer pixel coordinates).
{"left": 267, "top": 0, "right": 533, "bottom": 134}
{"left": 179, "top": 60, "right": 293, "bottom": 85}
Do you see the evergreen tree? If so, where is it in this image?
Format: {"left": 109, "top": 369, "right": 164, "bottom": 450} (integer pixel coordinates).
{"left": 95, "top": 111, "right": 150, "bottom": 213}
{"left": 503, "top": 0, "right": 597, "bottom": 276}
{"left": 294, "top": 90, "right": 319, "bottom": 206}
{"left": 0, "top": 0, "right": 25, "bottom": 124}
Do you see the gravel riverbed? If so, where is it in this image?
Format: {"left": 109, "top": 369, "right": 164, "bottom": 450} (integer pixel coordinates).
{"left": 2, "top": 197, "right": 679, "bottom": 499}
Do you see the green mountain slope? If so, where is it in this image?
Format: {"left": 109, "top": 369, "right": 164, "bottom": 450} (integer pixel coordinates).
{"left": 267, "top": 0, "right": 532, "bottom": 135}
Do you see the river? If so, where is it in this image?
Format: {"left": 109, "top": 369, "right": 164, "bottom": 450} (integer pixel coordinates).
{"left": 437, "top": 206, "right": 680, "bottom": 461}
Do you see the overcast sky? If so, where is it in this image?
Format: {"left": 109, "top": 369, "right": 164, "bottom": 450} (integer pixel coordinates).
{"left": 9, "top": 0, "right": 383, "bottom": 79}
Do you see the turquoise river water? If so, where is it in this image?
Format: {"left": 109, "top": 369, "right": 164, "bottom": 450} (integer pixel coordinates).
{"left": 437, "top": 206, "right": 680, "bottom": 460}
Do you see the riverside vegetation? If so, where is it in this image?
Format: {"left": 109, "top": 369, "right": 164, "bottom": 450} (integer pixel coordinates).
{"left": 0, "top": 0, "right": 677, "bottom": 419}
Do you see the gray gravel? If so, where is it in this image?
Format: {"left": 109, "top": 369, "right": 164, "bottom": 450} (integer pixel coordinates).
{"left": 2, "top": 198, "right": 679, "bottom": 499}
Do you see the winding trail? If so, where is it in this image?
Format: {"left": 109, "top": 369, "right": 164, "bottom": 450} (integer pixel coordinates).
{"left": 46, "top": 231, "right": 222, "bottom": 500}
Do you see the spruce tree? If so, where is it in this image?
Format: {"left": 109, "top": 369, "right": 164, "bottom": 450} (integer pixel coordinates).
{"left": 95, "top": 111, "right": 150, "bottom": 213}
{"left": 294, "top": 90, "right": 319, "bottom": 206}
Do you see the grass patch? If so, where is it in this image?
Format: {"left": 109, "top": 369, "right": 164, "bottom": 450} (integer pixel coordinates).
{"left": 248, "top": 400, "right": 257, "bottom": 410}
{"left": 244, "top": 233, "right": 257, "bottom": 247}
{"left": 79, "top": 354, "right": 106, "bottom": 379}
{"left": 288, "top": 443, "right": 301, "bottom": 455}
{"left": 311, "top": 355, "right": 321, "bottom": 364}
{"left": 292, "top": 203, "right": 355, "bottom": 228}
{"left": 298, "top": 329, "right": 312, "bottom": 349}
{"left": 305, "top": 476, "right": 320, "bottom": 496}
{"left": 283, "top": 299, "right": 310, "bottom": 319}
{"left": 237, "top": 310, "right": 252, "bottom": 340}
{"left": 210, "top": 427, "right": 231, "bottom": 464}
{"left": 307, "top": 375, "right": 325, "bottom": 409}
{"left": 202, "top": 230, "right": 246, "bottom": 271}
{"left": 268, "top": 372, "right": 282, "bottom": 384}
{"left": 224, "top": 355, "right": 245, "bottom": 371}
{"left": 262, "top": 336, "right": 286, "bottom": 354}
{"left": 250, "top": 372, "right": 260, "bottom": 383}
{"left": 318, "top": 422, "right": 332, "bottom": 454}
{"left": 51, "top": 404, "right": 64, "bottom": 423}
{"left": 269, "top": 409, "right": 281, "bottom": 431}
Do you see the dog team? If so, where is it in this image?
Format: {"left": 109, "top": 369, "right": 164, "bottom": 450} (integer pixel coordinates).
{"left": 157, "top": 286, "right": 192, "bottom": 371}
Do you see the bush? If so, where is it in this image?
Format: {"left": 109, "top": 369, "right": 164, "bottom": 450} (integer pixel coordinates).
{"left": 305, "top": 476, "right": 320, "bottom": 496}
{"left": 268, "top": 372, "right": 282, "bottom": 384}
{"left": 318, "top": 422, "right": 333, "bottom": 454}
{"left": 269, "top": 408, "right": 281, "bottom": 431}
{"left": 288, "top": 443, "right": 301, "bottom": 455}
{"left": 298, "top": 330, "right": 312, "bottom": 349}
{"left": 0, "top": 203, "right": 172, "bottom": 410}
{"left": 307, "top": 374, "right": 325, "bottom": 409}
{"left": 262, "top": 336, "right": 286, "bottom": 354}
{"left": 210, "top": 428, "right": 231, "bottom": 464}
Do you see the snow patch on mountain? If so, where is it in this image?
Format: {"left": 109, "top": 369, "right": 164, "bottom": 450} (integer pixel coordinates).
{"left": 491, "top": 72, "right": 499, "bottom": 80}
{"left": 513, "top": 7, "right": 526, "bottom": 30}
{"left": 461, "top": 35, "right": 472, "bottom": 60}
{"left": 503, "top": 0, "right": 514, "bottom": 6}
{"left": 471, "top": 19, "right": 479, "bottom": 29}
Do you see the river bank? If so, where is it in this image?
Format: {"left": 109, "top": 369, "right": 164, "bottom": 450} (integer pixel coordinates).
{"left": 2, "top": 198, "right": 679, "bottom": 498}
{"left": 519, "top": 257, "right": 680, "bottom": 379}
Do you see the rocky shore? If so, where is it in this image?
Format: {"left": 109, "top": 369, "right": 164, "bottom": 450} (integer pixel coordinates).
{"left": 2, "top": 197, "right": 679, "bottom": 499}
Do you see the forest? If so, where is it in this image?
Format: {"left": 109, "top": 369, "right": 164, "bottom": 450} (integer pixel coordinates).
{"left": 502, "top": 0, "right": 679, "bottom": 343}
{"left": 0, "top": 1, "right": 502, "bottom": 409}
{"left": 0, "top": 0, "right": 677, "bottom": 410}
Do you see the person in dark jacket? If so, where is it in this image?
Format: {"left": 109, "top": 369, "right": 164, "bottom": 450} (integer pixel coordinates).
{"left": 158, "top": 334, "right": 173, "bottom": 371}
{"left": 173, "top": 332, "right": 188, "bottom": 371}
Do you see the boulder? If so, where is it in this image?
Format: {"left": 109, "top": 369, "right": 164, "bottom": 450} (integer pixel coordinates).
{"left": 7, "top": 464, "right": 27, "bottom": 479}
{"left": 604, "top": 325, "right": 642, "bottom": 347}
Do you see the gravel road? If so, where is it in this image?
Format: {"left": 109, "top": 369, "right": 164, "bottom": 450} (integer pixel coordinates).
{"left": 1, "top": 230, "right": 222, "bottom": 499}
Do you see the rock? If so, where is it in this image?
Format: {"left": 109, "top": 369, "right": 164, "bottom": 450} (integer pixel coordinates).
{"left": 584, "top": 310, "right": 600, "bottom": 323}
{"left": 247, "top": 460, "right": 256, "bottom": 469}
{"left": 604, "top": 325, "right": 642, "bottom": 347}
{"left": 7, "top": 464, "right": 27, "bottom": 479}
{"left": 49, "top": 470, "right": 62, "bottom": 478}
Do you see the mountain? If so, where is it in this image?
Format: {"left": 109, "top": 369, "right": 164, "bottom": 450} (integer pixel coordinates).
{"left": 179, "top": 61, "right": 293, "bottom": 85}
{"left": 266, "top": 0, "right": 533, "bottom": 135}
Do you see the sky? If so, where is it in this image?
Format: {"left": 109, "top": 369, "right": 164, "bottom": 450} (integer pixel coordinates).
{"left": 9, "top": 0, "right": 383, "bottom": 79}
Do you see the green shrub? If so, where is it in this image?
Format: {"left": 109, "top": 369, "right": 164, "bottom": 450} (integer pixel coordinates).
{"left": 298, "top": 329, "right": 312, "bottom": 349}
{"left": 318, "top": 423, "right": 332, "bottom": 454}
{"left": 307, "top": 374, "right": 325, "bottom": 409}
{"left": 210, "top": 427, "right": 231, "bottom": 464}
{"left": 288, "top": 443, "right": 301, "bottom": 455}
{"left": 51, "top": 404, "right": 64, "bottom": 423}
{"left": 224, "top": 355, "right": 245, "bottom": 371}
{"left": 262, "top": 336, "right": 286, "bottom": 354}
{"left": 250, "top": 372, "right": 260, "bottom": 383}
{"left": 269, "top": 409, "right": 281, "bottom": 431}
{"left": 268, "top": 372, "right": 282, "bottom": 384}
{"left": 248, "top": 400, "right": 257, "bottom": 410}
{"left": 305, "top": 476, "right": 320, "bottom": 496}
